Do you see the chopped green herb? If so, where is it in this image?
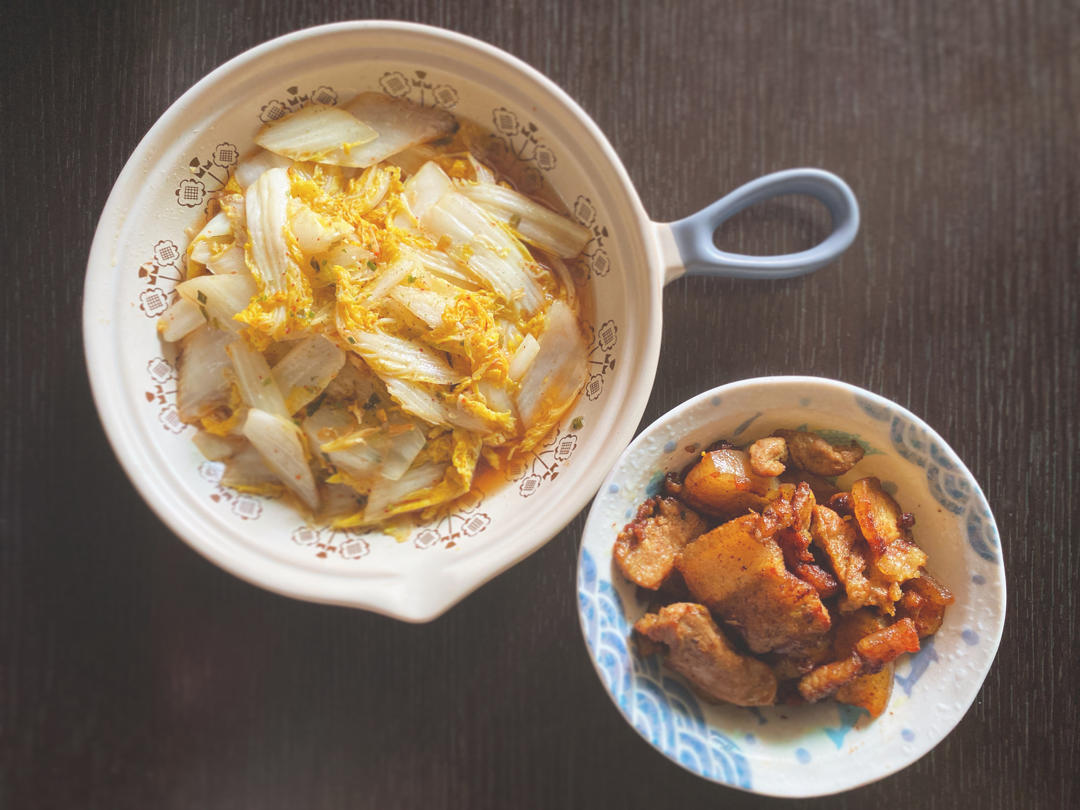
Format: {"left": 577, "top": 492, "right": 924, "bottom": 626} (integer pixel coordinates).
{"left": 367, "top": 260, "right": 377, "bottom": 271}
{"left": 571, "top": 416, "right": 584, "bottom": 430}
{"left": 198, "top": 305, "right": 209, "bottom": 320}
{"left": 508, "top": 213, "right": 522, "bottom": 230}
{"left": 196, "top": 290, "right": 208, "bottom": 304}
{"left": 406, "top": 274, "right": 416, "bottom": 284}
{"left": 347, "top": 336, "right": 356, "bottom": 344}
{"left": 262, "top": 376, "right": 272, "bottom": 386}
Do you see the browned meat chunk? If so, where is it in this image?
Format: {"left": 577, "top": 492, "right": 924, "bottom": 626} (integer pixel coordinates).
{"left": 825, "top": 491, "right": 854, "bottom": 515}
{"left": 774, "top": 429, "right": 865, "bottom": 477}
{"left": 614, "top": 497, "right": 707, "bottom": 590}
{"left": 810, "top": 504, "right": 898, "bottom": 613}
{"left": 766, "top": 483, "right": 840, "bottom": 598}
{"left": 635, "top": 603, "right": 778, "bottom": 706}
{"left": 836, "top": 666, "right": 893, "bottom": 717}
{"left": 896, "top": 572, "right": 955, "bottom": 637}
{"left": 677, "top": 514, "right": 832, "bottom": 655}
{"left": 757, "top": 480, "right": 811, "bottom": 541}
{"left": 832, "top": 607, "right": 888, "bottom": 647}
{"left": 797, "top": 610, "right": 898, "bottom": 714}
{"left": 833, "top": 618, "right": 894, "bottom": 717}
{"left": 680, "top": 448, "right": 776, "bottom": 518}
{"left": 757, "top": 488, "right": 795, "bottom": 538}
{"left": 798, "top": 655, "right": 863, "bottom": 702}
{"left": 749, "top": 437, "right": 788, "bottom": 477}
{"left": 780, "top": 469, "right": 840, "bottom": 501}
{"left": 662, "top": 471, "right": 685, "bottom": 498}
{"left": 790, "top": 481, "right": 816, "bottom": 539}
{"left": 793, "top": 563, "right": 840, "bottom": 598}
{"left": 916, "top": 569, "right": 955, "bottom": 604}
{"left": 798, "top": 617, "right": 920, "bottom": 703}
{"left": 769, "top": 633, "right": 835, "bottom": 681}
{"left": 777, "top": 483, "right": 816, "bottom": 564}
{"left": 855, "top": 618, "right": 920, "bottom": 668}
{"left": 850, "top": 477, "right": 927, "bottom": 583}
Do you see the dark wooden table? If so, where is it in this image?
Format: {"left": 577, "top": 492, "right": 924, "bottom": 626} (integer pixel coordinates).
{"left": 3, "top": 1, "right": 1077, "bottom": 807}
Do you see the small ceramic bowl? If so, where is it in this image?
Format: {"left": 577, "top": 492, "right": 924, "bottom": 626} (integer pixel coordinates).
{"left": 83, "top": 22, "right": 857, "bottom": 621}
{"left": 577, "top": 376, "right": 1005, "bottom": 797}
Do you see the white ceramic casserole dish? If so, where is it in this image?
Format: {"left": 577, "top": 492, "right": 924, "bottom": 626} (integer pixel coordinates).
{"left": 84, "top": 22, "right": 858, "bottom": 621}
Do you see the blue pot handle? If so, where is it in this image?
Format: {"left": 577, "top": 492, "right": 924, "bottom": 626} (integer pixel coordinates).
{"left": 667, "top": 168, "right": 859, "bottom": 280}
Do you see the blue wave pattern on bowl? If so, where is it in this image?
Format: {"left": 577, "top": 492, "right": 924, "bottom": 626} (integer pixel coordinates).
{"left": 855, "top": 395, "right": 1000, "bottom": 562}
{"left": 578, "top": 548, "right": 753, "bottom": 789}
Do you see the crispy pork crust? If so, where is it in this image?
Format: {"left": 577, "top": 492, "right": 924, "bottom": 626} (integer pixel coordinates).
{"left": 798, "top": 617, "right": 920, "bottom": 702}
{"left": 850, "top": 477, "right": 928, "bottom": 583}
{"left": 810, "top": 504, "right": 898, "bottom": 613}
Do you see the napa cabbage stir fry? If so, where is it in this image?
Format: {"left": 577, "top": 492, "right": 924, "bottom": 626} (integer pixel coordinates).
{"left": 160, "top": 94, "right": 591, "bottom": 530}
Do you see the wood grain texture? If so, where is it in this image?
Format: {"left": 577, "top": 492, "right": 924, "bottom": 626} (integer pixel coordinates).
{"left": 2, "top": 0, "right": 1077, "bottom": 807}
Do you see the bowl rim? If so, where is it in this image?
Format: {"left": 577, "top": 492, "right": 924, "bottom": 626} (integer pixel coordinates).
{"left": 83, "top": 20, "right": 665, "bottom": 621}
{"left": 576, "top": 374, "right": 1006, "bottom": 796}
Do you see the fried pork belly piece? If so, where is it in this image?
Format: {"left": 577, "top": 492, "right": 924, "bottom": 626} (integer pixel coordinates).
{"left": 797, "top": 656, "right": 863, "bottom": 702}
{"left": 749, "top": 436, "right": 788, "bottom": 477}
{"left": 798, "top": 617, "right": 919, "bottom": 703}
{"left": 768, "top": 633, "right": 835, "bottom": 681}
{"left": 829, "top": 610, "right": 893, "bottom": 717}
{"left": 756, "top": 484, "right": 796, "bottom": 537}
{"left": 635, "top": 603, "right": 778, "bottom": 706}
{"left": 810, "top": 504, "right": 898, "bottom": 613}
{"left": 794, "top": 613, "right": 894, "bottom": 712}
{"left": 855, "top": 617, "right": 920, "bottom": 666}
{"left": 850, "top": 477, "right": 927, "bottom": 583}
{"left": 677, "top": 514, "right": 832, "bottom": 655}
{"left": 793, "top": 562, "right": 840, "bottom": 599}
{"left": 613, "top": 497, "right": 707, "bottom": 590}
{"left": 774, "top": 429, "right": 864, "bottom": 477}
{"left": 778, "top": 483, "right": 840, "bottom": 598}
{"left": 679, "top": 447, "right": 777, "bottom": 518}
{"left": 835, "top": 666, "right": 892, "bottom": 716}
{"left": 757, "top": 483, "right": 839, "bottom": 599}
{"left": 789, "top": 480, "right": 816, "bottom": 541}
{"left": 896, "top": 571, "right": 955, "bottom": 637}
